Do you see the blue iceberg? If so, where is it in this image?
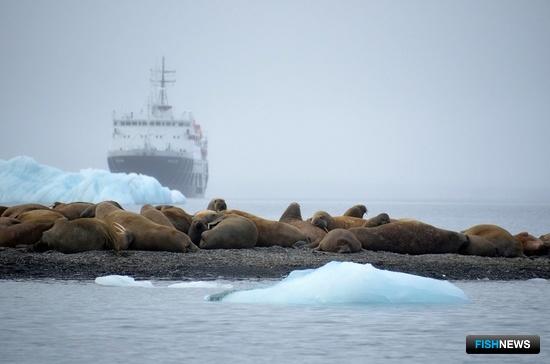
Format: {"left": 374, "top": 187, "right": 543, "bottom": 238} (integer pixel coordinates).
{"left": 0, "top": 156, "right": 185, "bottom": 205}
{"left": 213, "top": 261, "right": 468, "bottom": 305}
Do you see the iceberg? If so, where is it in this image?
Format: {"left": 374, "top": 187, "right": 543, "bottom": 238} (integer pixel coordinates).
{"left": 0, "top": 156, "right": 185, "bottom": 205}
{"left": 94, "top": 275, "right": 153, "bottom": 287}
{"left": 212, "top": 261, "right": 468, "bottom": 305}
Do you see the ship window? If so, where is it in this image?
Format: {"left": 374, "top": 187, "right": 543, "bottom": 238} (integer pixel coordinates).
{"left": 114, "top": 121, "right": 118, "bottom": 126}
{"left": 178, "top": 122, "right": 183, "bottom": 127}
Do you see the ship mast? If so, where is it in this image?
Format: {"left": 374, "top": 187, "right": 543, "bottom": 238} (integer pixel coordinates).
{"left": 151, "top": 56, "right": 175, "bottom": 117}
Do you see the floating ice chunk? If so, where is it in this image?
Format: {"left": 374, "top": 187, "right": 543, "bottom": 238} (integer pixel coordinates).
{"left": 0, "top": 156, "right": 185, "bottom": 204}
{"left": 95, "top": 275, "right": 153, "bottom": 287}
{"left": 168, "top": 281, "right": 234, "bottom": 289}
{"left": 214, "top": 261, "right": 468, "bottom": 305}
{"left": 527, "top": 278, "right": 547, "bottom": 283}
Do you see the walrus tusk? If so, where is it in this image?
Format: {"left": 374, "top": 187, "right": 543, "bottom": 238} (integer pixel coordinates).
{"left": 112, "top": 222, "right": 126, "bottom": 234}
{"left": 323, "top": 227, "right": 329, "bottom": 233}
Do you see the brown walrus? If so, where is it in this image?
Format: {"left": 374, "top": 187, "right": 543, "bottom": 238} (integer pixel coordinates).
{"left": 189, "top": 214, "right": 258, "bottom": 249}
{"left": 350, "top": 220, "right": 469, "bottom": 255}
{"left": 225, "top": 209, "right": 308, "bottom": 247}
{"left": 1, "top": 203, "right": 50, "bottom": 218}
{"left": 459, "top": 234, "right": 498, "bottom": 257}
{"left": 279, "top": 202, "right": 326, "bottom": 247}
{"left": 0, "top": 221, "right": 54, "bottom": 247}
{"left": 36, "top": 218, "right": 130, "bottom": 253}
{"left": 17, "top": 209, "right": 67, "bottom": 225}
{"left": 155, "top": 205, "right": 193, "bottom": 233}
{"left": 362, "top": 213, "right": 391, "bottom": 228}
{"left": 514, "top": 232, "right": 548, "bottom": 256}
{"left": 310, "top": 211, "right": 390, "bottom": 231}
{"left": 343, "top": 204, "right": 368, "bottom": 218}
{"left": 462, "top": 224, "right": 523, "bottom": 258}
{"left": 52, "top": 202, "right": 94, "bottom": 220}
{"left": 206, "top": 198, "right": 227, "bottom": 212}
{"left": 140, "top": 204, "right": 175, "bottom": 228}
{"left": 79, "top": 201, "right": 124, "bottom": 218}
{"left": 316, "top": 228, "right": 362, "bottom": 253}
{"left": 94, "top": 202, "right": 197, "bottom": 252}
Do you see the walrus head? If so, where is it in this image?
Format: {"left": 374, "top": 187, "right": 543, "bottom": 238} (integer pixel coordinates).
{"left": 110, "top": 221, "right": 133, "bottom": 251}
{"left": 363, "top": 213, "right": 391, "bottom": 228}
{"left": 279, "top": 202, "right": 303, "bottom": 222}
{"left": 207, "top": 198, "right": 227, "bottom": 212}
{"left": 188, "top": 220, "right": 207, "bottom": 244}
{"left": 310, "top": 211, "right": 331, "bottom": 232}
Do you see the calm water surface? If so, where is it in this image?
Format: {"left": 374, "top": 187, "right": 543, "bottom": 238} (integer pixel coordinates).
{"left": 1, "top": 279, "right": 549, "bottom": 363}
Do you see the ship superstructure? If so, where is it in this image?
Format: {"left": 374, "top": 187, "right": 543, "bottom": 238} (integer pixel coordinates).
{"left": 107, "top": 58, "right": 208, "bottom": 198}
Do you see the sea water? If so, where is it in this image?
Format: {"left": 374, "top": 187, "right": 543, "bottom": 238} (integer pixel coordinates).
{"left": 0, "top": 278, "right": 549, "bottom": 363}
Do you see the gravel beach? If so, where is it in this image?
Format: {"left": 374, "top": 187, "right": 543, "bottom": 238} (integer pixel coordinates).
{"left": 1, "top": 246, "right": 548, "bottom": 280}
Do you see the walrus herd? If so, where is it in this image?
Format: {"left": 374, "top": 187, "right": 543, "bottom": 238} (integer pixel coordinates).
{"left": 0, "top": 199, "right": 549, "bottom": 257}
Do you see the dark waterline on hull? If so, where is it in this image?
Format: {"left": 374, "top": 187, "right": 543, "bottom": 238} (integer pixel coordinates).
{"left": 107, "top": 155, "right": 208, "bottom": 198}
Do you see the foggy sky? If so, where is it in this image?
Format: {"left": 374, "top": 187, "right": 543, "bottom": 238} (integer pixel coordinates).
{"left": 1, "top": 0, "right": 549, "bottom": 202}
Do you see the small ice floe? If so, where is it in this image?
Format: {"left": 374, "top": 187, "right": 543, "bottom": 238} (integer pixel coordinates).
{"left": 527, "top": 278, "right": 547, "bottom": 283}
{"left": 168, "top": 281, "right": 233, "bottom": 289}
{"left": 95, "top": 275, "right": 153, "bottom": 287}
{"left": 208, "top": 261, "right": 468, "bottom": 305}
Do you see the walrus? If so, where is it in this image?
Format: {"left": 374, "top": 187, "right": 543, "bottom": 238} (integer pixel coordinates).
{"left": 189, "top": 214, "right": 258, "bottom": 249}
{"left": 462, "top": 224, "right": 523, "bottom": 258}
{"left": 350, "top": 220, "right": 469, "bottom": 255}
{"left": 36, "top": 218, "right": 130, "bottom": 253}
{"left": 17, "top": 209, "right": 67, "bottom": 225}
{"left": 514, "top": 232, "right": 548, "bottom": 256}
{"left": 140, "top": 204, "right": 175, "bottom": 228}
{"left": 343, "top": 204, "right": 368, "bottom": 218}
{"left": 1, "top": 203, "right": 50, "bottom": 218}
{"left": 79, "top": 201, "right": 124, "bottom": 218}
{"left": 155, "top": 206, "right": 193, "bottom": 233}
{"left": 225, "top": 209, "right": 308, "bottom": 247}
{"left": 279, "top": 202, "right": 326, "bottom": 247}
{"left": 188, "top": 212, "right": 222, "bottom": 243}
{"left": 94, "top": 202, "right": 197, "bottom": 253}
{"left": 0, "top": 221, "right": 54, "bottom": 247}
{"left": 52, "top": 202, "right": 94, "bottom": 220}
{"left": 310, "top": 211, "right": 389, "bottom": 231}
{"left": 316, "top": 228, "right": 362, "bottom": 253}
{"left": 459, "top": 234, "right": 498, "bottom": 257}
{"left": 362, "top": 213, "right": 391, "bottom": 228}
{"left": 206, "top": 198, "right": 227, "bottom": 212}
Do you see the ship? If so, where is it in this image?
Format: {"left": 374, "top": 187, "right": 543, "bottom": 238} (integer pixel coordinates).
{"left": 107, "top": 57, "right": 208, "bottom": 198}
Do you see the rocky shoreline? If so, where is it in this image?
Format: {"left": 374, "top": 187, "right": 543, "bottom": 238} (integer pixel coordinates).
{"left": 1, "top": 246, "right": 549, "bottom": 281}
